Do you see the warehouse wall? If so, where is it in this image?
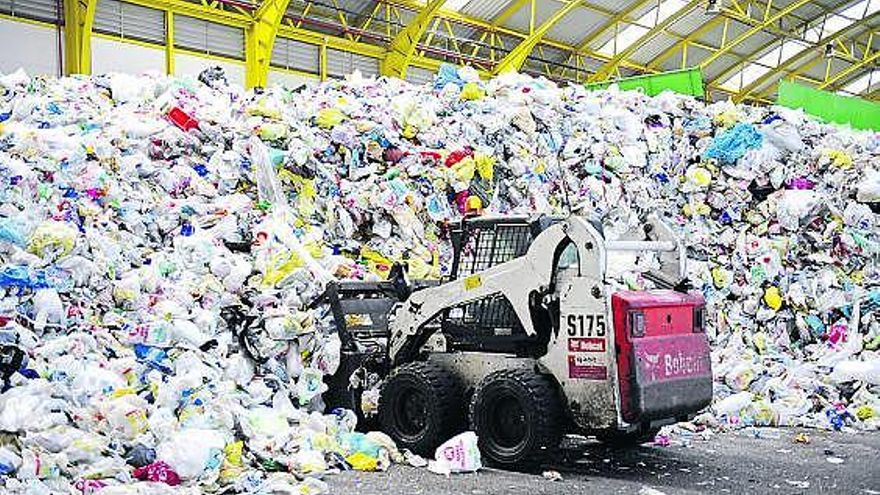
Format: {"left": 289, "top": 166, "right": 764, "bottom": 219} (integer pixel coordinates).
{"left": 174, "top": 53, "right": 244, "bottom": 87}
{"left": 0, "top": 18, "right": 61, "bottom": 77}
{"left": 91, "top": 37, "right": 165, "bottom": 75}
{"left": 268, "top": 70, "right": 318, "bottom": 88}
{"left": 0, "top": 1, "right": 407, "bottom": 86}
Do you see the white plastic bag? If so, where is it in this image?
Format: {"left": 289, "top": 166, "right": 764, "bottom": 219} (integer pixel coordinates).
{"left": 157, "top": 428, "right": 226, "bottom": 480}
{"left": 427, "top": 431, "right": 482, "bottom": 475}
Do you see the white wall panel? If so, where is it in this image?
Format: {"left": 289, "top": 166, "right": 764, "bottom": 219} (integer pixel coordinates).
{"left": 174, "top": 52, "right": 244, "bottom": 87}
{"left": 268, "top": 70, "right": 317, "bottom": 88}
{"left": 405, "top": 66, "right": 434, "bottom": 86}
{"left": 0, "top": 18, "right": 60, "bottom": 76}
{"left": 91, "top": 37, "right": 164, "bottom": 75}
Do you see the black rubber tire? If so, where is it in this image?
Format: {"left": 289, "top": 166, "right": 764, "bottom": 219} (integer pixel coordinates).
{"left": 596, "top": 427, "right": 660, "bottom": 448}
{"left": 378, "top": 361, "right": 464, "bottom": 456}
{"left": 469, "top": 368, "right": 564, "bottom": 469}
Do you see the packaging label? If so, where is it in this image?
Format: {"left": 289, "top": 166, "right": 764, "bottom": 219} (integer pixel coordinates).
{"left": 463, "top": 275, "right": 482, "bottom": 291}
{"left": 568, "top": 337, "right": 606, "bottom": 353}
{"left": 568, "top": 354, "right": 607, "bottom": 380}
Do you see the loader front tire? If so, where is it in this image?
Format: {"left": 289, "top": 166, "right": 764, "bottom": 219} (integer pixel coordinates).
{"left": 469, "top": 369, "right": 563, "bottom": 469}
{"left": 378, "top": 361, "right": 463, "bottom": 456}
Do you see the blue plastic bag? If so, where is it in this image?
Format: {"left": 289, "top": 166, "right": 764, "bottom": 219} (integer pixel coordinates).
{"left": 433, "top": 63, "right": 464, "bottom": 90}
{"left": 0, "top": 218, "right": 26, "bottom": 247}
{"left": 704, "top": 123, "right": 763, "bottom": 164}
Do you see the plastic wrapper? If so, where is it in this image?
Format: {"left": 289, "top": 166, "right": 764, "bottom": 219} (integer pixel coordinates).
{"left": 427, "top": 432, "right": 482, "bottom": 475}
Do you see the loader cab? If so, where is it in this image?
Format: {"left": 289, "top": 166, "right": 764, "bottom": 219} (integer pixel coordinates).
{"left": 442, "top": 215, "right": 574, "bottom": 356}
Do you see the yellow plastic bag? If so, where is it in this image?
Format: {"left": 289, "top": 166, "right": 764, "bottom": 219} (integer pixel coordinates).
{"left": 763, "top": 286, "right": 783, "bottom": 311}
{"left": 711, "top": 267, "right": 732, "bottom": 289}
{"left": 246, "top": 99, "right": 282, "bottom": 119}
{"left": 220, "top": 441, "right": 246, "bottom": 481}
{"left": 683, "top": 202, "right": 711, "bottom": 217}
{"left": 459, "top": 82, "right": 486, "bottom": 101}
{"left": 401, "top": 124, "right": 418, "bottom": 139}
{"left": 263, "top": 250, "right": 305, "bottom": 286}
{"left": 346, "top": 452, "right": 379, "bottom": 472}
{"left": 451, "top": 156, "right": 476, "bottom": 183}
{"left": 28, "top": 221, "right": 77, "bottom": 258}
{"left": 259, "top": 122, "right": 289, "bottom": 141}
{"left": 280, "top": 170, "right": 318, "bottom": 218}
{"left": 823, "top": 148, "right": 853, "bottom": 168}
{"left": 855, "top": 405, "right": 875, "bottom": 420}
{"left": 361, "top": 246, "right": 394, "bottom": 278}
{"left": 474, "top": 153, "right": 495, "bottom": 181}
{"left": 685, "top": 165, "right": 712, "bottom": 188}
{"left": 316, "top": 107, "right": 346, "bottom": 129}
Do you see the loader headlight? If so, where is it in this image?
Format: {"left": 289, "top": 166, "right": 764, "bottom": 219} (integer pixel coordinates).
{"left": 629, "top": 311, "right": 645, "bottom": 338}
{"left": 693, "top": 306, "right": 705, "bottom": 333}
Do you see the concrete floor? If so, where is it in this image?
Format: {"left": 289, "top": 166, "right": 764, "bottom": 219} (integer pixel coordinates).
{"left": 326, "top": 428, "right": 880, "bottom": 494}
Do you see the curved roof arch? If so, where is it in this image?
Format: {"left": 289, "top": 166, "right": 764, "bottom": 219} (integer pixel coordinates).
{"left": 255, "top": 0, "right": 880, "bottom": 101}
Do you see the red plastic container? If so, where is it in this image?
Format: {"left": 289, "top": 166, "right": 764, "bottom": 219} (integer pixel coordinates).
{"left": 167, "top": 106, "right": 199, "bottom": 132}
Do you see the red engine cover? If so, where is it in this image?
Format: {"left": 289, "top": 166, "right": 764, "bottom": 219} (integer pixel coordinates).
{"left": 612, "top": 290, "right": 713, "bottom": 424}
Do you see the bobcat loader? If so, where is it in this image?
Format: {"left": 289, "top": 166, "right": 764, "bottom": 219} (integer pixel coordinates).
{"left": 319, "top": 214, "right": 712, "bottom": 468}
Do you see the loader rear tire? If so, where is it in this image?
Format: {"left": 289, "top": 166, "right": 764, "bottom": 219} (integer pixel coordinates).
{"left": 469, "top": 368, "right": 563, "bottom": 469}
{"left": 378, "top": 361, "right": 464, "bottom": 456}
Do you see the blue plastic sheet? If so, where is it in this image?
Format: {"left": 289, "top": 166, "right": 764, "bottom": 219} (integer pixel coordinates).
{"left": 704, "top": 123, "right": 763, "bottom": 164}
{"left": 0, "top": 265, "right": 51, "bottom": 289}
{"left": 433, "top": 63, "right": 464, "bottom": 90}
{"left": 0, "top": 218, "right": 25, "bottom": 247}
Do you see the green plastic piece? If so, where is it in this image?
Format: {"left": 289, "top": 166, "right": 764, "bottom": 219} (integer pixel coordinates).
{"left": 776, "top": 80, "right": 880, "bottom": 131}
{"left": 585, "top": 68, "right": 704, "bottom": 97}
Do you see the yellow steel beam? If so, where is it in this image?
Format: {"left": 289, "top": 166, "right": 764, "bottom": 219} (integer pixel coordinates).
{"left": 590, "top": 0, "right": 702, "bottom": 82}
{"left": 733, "top": 12, "right": 879, "bottom": 101}
{"left": 818, "top": 49, "right": 880, "bottom": 91}
{"left": 575, "top": 0, "right": 655, "bottom": 53}
{"left": 384, "top": 0, "right": 645, "bottom": 72}
{"left": 380, "top": 0, "right": 446, "bottom": 79}
{"left": 62, "top": 0, "right": 98, "bottom": 75}
{"left": 122, "top": 0, "right": 248, "bottom": 26}
{"left": 245, "top": 0, "right": 293, "bottom": 88}
{"left": 165, "top": 10, "right": 174, "bottom": 75}
{"left": 699, "top": 0, "right": 812, "bottom": 69}
{"left": 494, "top": 0, "right": 584, "bottom": 74}
{"left": 707, "top": 1, "right": 848, "bottom": 95}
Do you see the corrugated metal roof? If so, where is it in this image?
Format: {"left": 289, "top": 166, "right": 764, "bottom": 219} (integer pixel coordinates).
{"left": 503, "top": 0, "right": 562, "bottom": 33}
{"left": 703, "top": 53, "right": 746, "bottom": 81}
{"left": 629, "top": 33, "right": 679, "bottom": 65}
{"left": 587, "top": 0, "right": 634, "bottom": 15}
{"left": 253, "top": 0, "right": 880, "bottom": 102}
{"left": 459, "top": 0, "right": 511, "bottom": 20}
{"left": 668, "top": 9, "right": 714, "bottom": 38}
{"left": 547, "top": 7, "right": 608, "bottom": 46}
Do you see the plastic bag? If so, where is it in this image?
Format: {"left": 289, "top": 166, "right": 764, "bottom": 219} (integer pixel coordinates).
{"left": 427, "top": 432, "right": 482, "bottom": 475}
{"left": 704, "top": 123, "right": 763, "bottom": 164}
{"left": 157, "top": 428, "right": 226, "bottom": 480}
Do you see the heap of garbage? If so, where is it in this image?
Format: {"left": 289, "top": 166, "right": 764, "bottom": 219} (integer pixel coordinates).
{"left": 0, "top": 65, "right": 877, "bottom": 491}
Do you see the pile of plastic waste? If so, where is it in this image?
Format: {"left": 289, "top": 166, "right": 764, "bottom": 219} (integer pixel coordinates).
{"left": 0, "top": 64, "right": 877, "bottom": 491}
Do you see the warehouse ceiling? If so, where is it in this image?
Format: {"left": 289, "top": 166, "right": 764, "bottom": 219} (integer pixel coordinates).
{"left": 258, "top": 0, "right": 879, "bottom": 102}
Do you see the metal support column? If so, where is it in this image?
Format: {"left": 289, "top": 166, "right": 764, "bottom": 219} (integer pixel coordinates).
{"left": 62, "top": 0, "right": 97, "bottom": 75}
{"left": 245, "top": 0, "right": 292, "bottom": 88}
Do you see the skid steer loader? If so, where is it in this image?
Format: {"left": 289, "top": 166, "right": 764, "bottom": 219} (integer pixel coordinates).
{"left": 318, "top": 214, "right": 712, "bottom": 468}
